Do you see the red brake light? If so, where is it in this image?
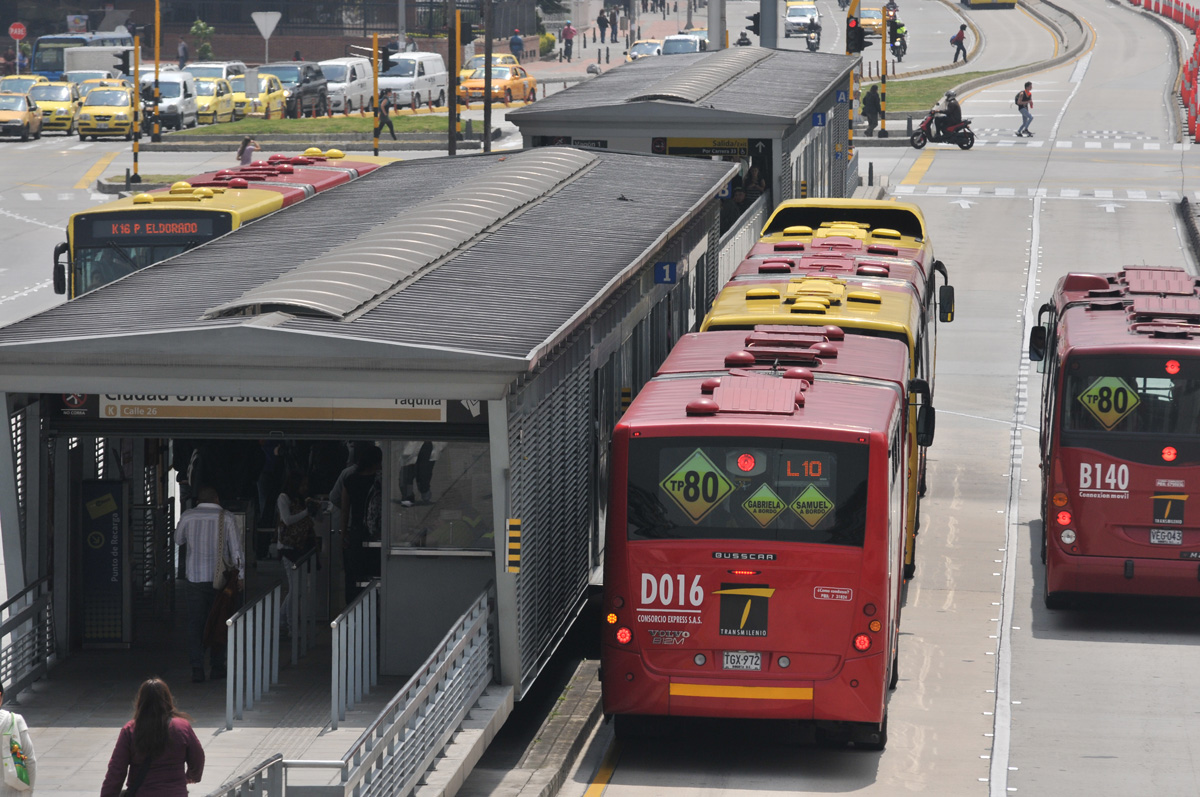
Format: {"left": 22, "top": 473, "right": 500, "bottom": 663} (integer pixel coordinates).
{"left": 1056, "top": 511, "right": 1072, "bottom": 526}
{"left": 730, "top": 570, "right": 759, "bottom": 575}
{"left": 853, "top": 633, "right": 871, "bottom": 652}
{"left": 1166, "top": 359, "right": 1181, "bottom": 375}
{"left": 616, "top": 627, "right": 632, "bottom": 644}
{"left": 737, "top": 453, "right": 756, "bottom": 472}
{"left": 1163, "top": 446, "right": 1178, "bottom": 462}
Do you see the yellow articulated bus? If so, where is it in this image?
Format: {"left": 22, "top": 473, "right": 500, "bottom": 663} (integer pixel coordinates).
{"left": 54, "top": 149, "right": 399, "bottom": 298}
{"left": 700, "top": 275, "right": 953, "bottom": 579}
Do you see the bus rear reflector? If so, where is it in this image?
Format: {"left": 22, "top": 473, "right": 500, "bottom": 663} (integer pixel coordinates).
{"left": 869, "top": 620, "right": 882, "bottom": 633}
{"left": 616, "top": 627, "right": 632, "bottom": 645}
{"left": 1163, "top": 447, "right": 1178, "bottom": 462}
{"left": 1052, "top": 492, "right": 1069, "bottom": 507}
{"left": 1060, "top": 529, "right": 1076, "bottom": 544}
{"left": 853, "top": 634, "right": 871, "bottom": 652}
{"left": 863, "top": 603, "right": 877, "bottom": 616}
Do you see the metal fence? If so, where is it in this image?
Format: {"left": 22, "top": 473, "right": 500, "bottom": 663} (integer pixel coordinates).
{"left": 0, "top": 578, "right": 54, "bottom": 702}
{"left": 287, "top": 549, "right": 319, "bottom": 665}
{"left": 331, "top": 580, "right": 379, "bottom": 730}
{"left": 717, "top": 193, "right": 770, "bottom": 286}
{"left": 206, "top": 754, "right": 284, "bottom": 797}
{"left": 225, "top": 584, "right": 282, "bottom": 730}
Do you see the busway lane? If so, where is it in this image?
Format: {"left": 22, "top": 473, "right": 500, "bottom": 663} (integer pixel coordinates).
{"left": 558, "top": 195, "right": 1040, "bottom": 797}
{"left": 1002, "top": 197, "right": 1200, "bottom": 796}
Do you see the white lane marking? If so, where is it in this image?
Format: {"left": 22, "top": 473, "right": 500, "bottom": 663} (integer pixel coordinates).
{"left": 1084, "top": 141, "right": 1101, "bottom": 149}
{"left": 1027, "top": 140, "right": 1045, "bottom": 147}
{"left": 1127, "top": 189, "right": 1147, "bottom": 199}
{"left": 927, "top": 186, "right": 947, "bottom": 194}
{"left": 20, "top": 193, "right": 40, "bottom": 201}
{"left": 0, "top": 208, "right": 58, "bottom": 230}
{"left": 963, "top": 186, "right": 981, "bottom": 195}
{"left": 1050, "top": 53, "right": 1090, "bottom": 140}
{"left": 996, "top": 187, "right": 1015, "bottom": 196}
{"left": 1094, "top": 189, "right": 1113, "bottom": 198}
{"left": 1060, "top": 188, "right": 1080, "bottom": 197}
{"left": 69, "top": 143, "right": 93, "bottom": 150}
{"left": 1055, "top": 141, "right": 1073, "bottom": 148}
{"left": 0, "top": 280, "right": 53, "bottom": 306}
{"left": 989, "top": 195, "right": 1041, "bottom": 797}
{"left": 1144, "top": 142, "right": 1161, "bottom": 150}
{"left": 1027, "top": 188, "right": 1047, "bottom": 197}
{"left": 57, "top": 193, "right": 73, "bottom": 201}
{"left": 16, "top": 143, "right": 40, "bottom": 150}
{"left": 894, "top": 185, "right": 916, "bottom": 194}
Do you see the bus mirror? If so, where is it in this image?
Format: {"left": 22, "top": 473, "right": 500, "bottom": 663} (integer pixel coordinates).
{"left": 938, "top": 284, "right": 955, "bottom": 323}
{"left": 53, "top": 242, "right": 69, "bottom": 295}
{"left": 1028, "top": 326, "right": 1046, "bottom": 362}
{"left": 907, "top": 378, "right": 930, "bottom": 403}
{"left": 916, "top": 404, "right": 935, "bottom": 447}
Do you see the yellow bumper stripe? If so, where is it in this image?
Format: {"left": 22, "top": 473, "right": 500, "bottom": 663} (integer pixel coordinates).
{"left": 669, "top": 683, "right": 813, "bottom": 701}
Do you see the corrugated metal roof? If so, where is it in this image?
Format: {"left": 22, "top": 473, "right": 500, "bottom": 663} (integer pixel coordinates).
{"left": 208, "top": 148, "right": 598, "bottom": 320}
{"left": 628, "top": 47, "right": 771, "bottom": 104}
{"left": 509, "top": 49, "right": 857, "bottom": 123}
{"left": 0, "top": 149, "right": 733, "bottom": 370}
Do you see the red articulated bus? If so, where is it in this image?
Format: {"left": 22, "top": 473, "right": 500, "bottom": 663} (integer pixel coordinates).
{"left": 602, "top": 325, "right": 934, "bottom": 749}
{"left": 1029, "top": 267, "right": 1200, "bottom": 607}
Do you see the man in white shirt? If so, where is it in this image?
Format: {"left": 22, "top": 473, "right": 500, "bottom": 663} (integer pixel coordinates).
{"left": 176, "top": 488, "right": 244, "bottom": 682}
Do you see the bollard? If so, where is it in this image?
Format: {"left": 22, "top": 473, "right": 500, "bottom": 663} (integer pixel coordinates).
{"left": 466, "top": 118, "right": 473, "bottom": 137}
{"left": 638, "top": 25, "right": 642, "bottom": 38}
{"left": 868, "top": 162, "right": 874, "bottom": 186}
{"left": 598, "top": 48, "right": 602, "bottom": 63}
{"left": 606, "top": 46, "right": 610, "bottom": 63}
{"left": 560, "top": 49, "right": 564, "bottom": 61}
{"left": 907, "top": 115, "right": 913, "bottom": 135}
{"left": 125, "top": 168, "right": 130, "bottom": 190}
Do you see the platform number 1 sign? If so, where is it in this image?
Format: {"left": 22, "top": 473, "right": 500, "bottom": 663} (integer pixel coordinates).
{"left": 655, "top": 261, "right": 677, "bottom": 284}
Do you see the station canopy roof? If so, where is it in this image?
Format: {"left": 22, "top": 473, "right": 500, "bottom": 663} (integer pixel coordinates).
{"left": 0, "top": 148, "right": 733, "bottom": 401}
{"left": 508, "top": 47, "right": 859, "bottom": 128}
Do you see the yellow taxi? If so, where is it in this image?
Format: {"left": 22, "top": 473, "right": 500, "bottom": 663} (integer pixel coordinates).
{"left": 456, "top": 65, "right": 537, "bottom": 105}
{"left": 457, "top": 53, "right": 521, "bottom": 81}
{"left": 626, "top": 39, "right": 662, "bottom": 61}
{"left": 80, "top": 77, "right": 133, "bottom": 100}
{"left": 196, "top": 77, "right": 235, "bottom": 124}
{"left": 860, "top": 7, "right": 886, "bottom": 36}
{"left": 77, "top": 86, "right": 136, "bottom": 141}
{"left": 0, "top": 92, "right": 44, "bottom": 141}
{"left": 230, "top": 73, "right": 286, "bottom": 119}
{"left": 0, "top": 75, "right": 49, "bottom": 96}
{"left": 29, "top": 82, "right": 80, "bottom": 134}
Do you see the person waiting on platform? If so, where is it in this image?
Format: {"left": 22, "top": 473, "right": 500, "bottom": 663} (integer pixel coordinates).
{"left": 340, "top": 445, "right": 382, "bottom": 604}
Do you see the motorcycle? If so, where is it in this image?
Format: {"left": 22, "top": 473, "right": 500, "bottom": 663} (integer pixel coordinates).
{"left": 910, "top": 110, "right": 975, "bottom": 150}
{"left": 806, "top": 30, "right": 820, "bottom": 51}
{"left": 890, "top": 34, "right": 906, "bottom": 61}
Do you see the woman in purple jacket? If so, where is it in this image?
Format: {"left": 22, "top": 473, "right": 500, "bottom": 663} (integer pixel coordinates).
{"left": 101, "top": 679, "right": 204, "bottom": 796}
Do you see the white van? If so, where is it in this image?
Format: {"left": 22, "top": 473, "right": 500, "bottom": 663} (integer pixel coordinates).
{"left": 378, "top": 52, "right": 447, "bottom": 107}
{"left": 320, "top": 57, "right": 373, "bottom": 113}
{"left": 141, "top": 71, "right": 199, "bottom": 130}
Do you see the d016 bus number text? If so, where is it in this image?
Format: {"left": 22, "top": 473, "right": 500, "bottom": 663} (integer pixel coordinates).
{"left": 641, "top": 573, "right": 704, "bottom": 607}
{"left": 1080, "top": 463, "right": 1129, "bottom": 491}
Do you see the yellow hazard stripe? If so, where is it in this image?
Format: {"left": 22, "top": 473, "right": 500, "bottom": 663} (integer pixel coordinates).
{"left": 75, "top": 151, "right": 118, "bottom": 190}
{"left": 669, "top": 683, "right": 813, "bottom": 700}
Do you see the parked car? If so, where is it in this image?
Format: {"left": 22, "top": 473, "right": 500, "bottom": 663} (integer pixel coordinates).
{"left": 260, "top": 61, "right": 329, "bottom": 118}
{"left": 77, "top": 86, "right": 135, "bottom": 140}
{"left": 661, "top": 34, "right": 707, "bottom": 54}
{"left": 320, "top": 57, "right": 373, "bottom": 113}
{"left": 378, "top": 52, "right": 447, "bottom": 107}
{"left": 230, "top": 72, "right": 286, "bottom": 119}
{"left": 625, "top": 39, "right": 662, "bottom": 61}
{"left": 196, "top": 77, "right": 235, "bottom": 124}
{"left": 456, "top": 65, "right": 536, "bottom": 104}
{"left": 184, "top": 61, "right": 247, "bottom": 81}
{"left": 29, "top": 82, "right": 80, "bottom": 134}
{"left": 0, "top": 92, "right": 44, "bottom": 141}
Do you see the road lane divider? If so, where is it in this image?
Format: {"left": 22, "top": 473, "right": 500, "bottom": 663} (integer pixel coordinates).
{"left": 583, "top": 740, "right": 621, "bottom": 797}
{"left": 74, "top": 151, "right": 118, "bottom": 191}
{"left": 901, "top": 150, "right": 935, "bottom": 185}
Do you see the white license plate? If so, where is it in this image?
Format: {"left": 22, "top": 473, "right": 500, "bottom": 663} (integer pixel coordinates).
{"left": 97, "top": 122, "right": 109, "bottom": 129}
{"left": 722, "top": 651, "right": 762, "bottom": 671}
{"left": 1151, "top": 528, "right": 1183, "bottom": 545}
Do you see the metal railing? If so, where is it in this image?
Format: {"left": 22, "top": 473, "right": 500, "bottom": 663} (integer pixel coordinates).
{"left": 331, "top": 580, "right": 379, "bottom": 730}
{"left": 717, "top": 193, "right": 770, "bottom": 286}
{"left": 206, "top": 754, "right": 284, "bottom": 797}
{"left": 225, "top": 584, "right": 282, "bottom": 730}
{"left": 339, "top": 590, "right": 491, "bottom": 796}
{"left": 287, "top": 549, "right": 320, "bottom": 665}
{"left": 0, "top": 578, "right": 54, "bottom": 702}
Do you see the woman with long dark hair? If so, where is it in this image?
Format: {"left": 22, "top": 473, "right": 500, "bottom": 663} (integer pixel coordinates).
{"left": 100, "top": 679, "right": 203, "bottom": 796}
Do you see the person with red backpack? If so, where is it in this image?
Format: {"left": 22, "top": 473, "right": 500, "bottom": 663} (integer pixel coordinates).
{"left": 951, "top": 24, "right": 967, "bottom": 63}
{"left": 1015, "top": 81, "right": 1034, "bottom": 137}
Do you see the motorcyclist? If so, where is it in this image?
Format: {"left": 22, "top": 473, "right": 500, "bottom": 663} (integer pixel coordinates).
{"left": 891, "top": 20, "right": 907, "bottom": 55}
{"left": 805, "top": 16, "right": 822, "bottom": 45}
{"left": 735, "top": 31, "right": 752, "bottom": 46}
{"left": 932, "top": 90, "right": 961, "bottom": 141}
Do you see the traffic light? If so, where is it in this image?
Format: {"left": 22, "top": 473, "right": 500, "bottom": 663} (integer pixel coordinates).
{"left": 847, "top": 17, "right": 870, "bottom": 53}
{"left": 114, "top": 50, "right": 132, "bottom": 75}
{"left": 746, "top": 12, "right": 760, "bottom": 36}
{"left": 461, "top": 22, "right": 475, "bottom": 46}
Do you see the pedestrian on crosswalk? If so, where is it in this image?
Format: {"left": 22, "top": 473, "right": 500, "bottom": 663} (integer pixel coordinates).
{"left": 1015, "top": 82, "right": 1034, "bottom": 137}
{"left": 951, "top": 24, "right": 967, "bottom": 63}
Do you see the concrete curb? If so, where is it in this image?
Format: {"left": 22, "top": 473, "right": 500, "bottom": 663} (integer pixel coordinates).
{"left": 514, "top": 660, "right": 603, "bottom": 797}
{"left": 1176, "top": 197, "right": 1200, "bottom": 268}
{"left": 886, "top": 0, "right": 984, "bottom": 81}
{"left": 96, "top": 180, "right": 170, "bottom": 194}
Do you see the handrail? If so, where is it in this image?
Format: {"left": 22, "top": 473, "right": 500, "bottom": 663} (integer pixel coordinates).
{"left": 204, "top": 754, "right": 284, "bottom": 797}
{"left": 330, "top": 579, "right": 379, "bottom": 730}
{"left": 0, "top": 577, "right": 49, "bottom": 616}
{"left": 717, "top": 192, "right": 770, "bottom": 286}
{"left": 225, "top": 583, "right": 282, "bottom": 730}
{"left": 286, "top": 547, "right": 319, "bottom": 665}
{"left": 0, "top": 579, "right": 54, "bottom": 702}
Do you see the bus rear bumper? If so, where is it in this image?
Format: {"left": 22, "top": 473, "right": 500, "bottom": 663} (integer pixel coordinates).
{"left": 1047, "top": 547, "right": 1200, "bottom": 598}
{"left": 601, "top": 646, "right": 884, "bottom": 723}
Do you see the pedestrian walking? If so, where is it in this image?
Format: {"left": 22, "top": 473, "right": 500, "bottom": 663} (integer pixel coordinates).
{"left": 609, "top": 10, "right": 619, "bottom": 42}
{"left": 100, "top": 679, "right": 204, "bottom": 797}
{"left": 509, "top": 29, "right": 525, "bottom": 62}
{"left": 236, "top": 137, "right": 260, "bottom": 166}
{"left": 562, "top": 21, "right": 578, "bottom": 62}
{"left": 0, "top": 683, "right": 35, "bottom": 795}
{"left": 597, "top": 11, "right": 610, "bottom": 43}
{"left": 376, "top": 88, "right": 396, "bottom": 139}
{"left": 951, "top": 24, "right": 967, "bottom": 63}
{"left": 340, "top": 445, "right": 383, "bottom": 604}
{"left": 177, "top": 35, "right": 189, "bottom": 70}
{"left": 1015, "top": 81, "right": 1034, "bottom": 137}
{"left": 292, "top": 49, "right": 303, "bottom": 61}
{"left": 862, "top": 84, "right": 881, "bottom": 136}
{"left": 175, "top": 488, "right": 244, "bottom": 683}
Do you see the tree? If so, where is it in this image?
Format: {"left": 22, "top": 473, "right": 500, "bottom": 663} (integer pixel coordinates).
{"left": 190, "top": 18, "right": 215, "bottom": 61}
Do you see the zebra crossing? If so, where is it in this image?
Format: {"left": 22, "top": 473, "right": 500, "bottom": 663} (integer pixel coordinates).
{"left": 919, "top": 138, "right": 1189, "bottom": 151}
{"left": 1, "top": 189, "right": 108, "bottom": 203}
{"left": 892, "top": 185, "right": 1193, "bottom": 200}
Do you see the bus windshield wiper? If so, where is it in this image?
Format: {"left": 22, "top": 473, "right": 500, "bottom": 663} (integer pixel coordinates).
{"left": 105, "top": 241, "right": 140, "bottom": 271}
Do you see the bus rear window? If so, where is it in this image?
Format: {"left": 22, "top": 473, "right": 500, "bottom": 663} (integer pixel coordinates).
{"left": 1063, "top": 355, "right": 1200, "bottom": 435}
{"left": 626, "top": 437, "right": 868, "bottom": 545}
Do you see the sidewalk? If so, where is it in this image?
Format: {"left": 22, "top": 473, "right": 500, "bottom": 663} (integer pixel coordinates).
{"left": 522, "top": 11, "right": 703, "bottom": 82}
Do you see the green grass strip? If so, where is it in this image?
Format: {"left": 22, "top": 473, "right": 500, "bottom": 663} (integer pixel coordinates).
{"left": 866, "top": 70, "right": 1010, "bottom": 113}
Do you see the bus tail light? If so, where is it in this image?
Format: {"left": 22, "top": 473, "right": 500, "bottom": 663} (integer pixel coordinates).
{"left": 853, "top": 634, "right": 872, "bottom": 652}
{"left": 1060, "top": 529, "right": 1076, "bottom": 545}
{"left": 1052, "top": 492, "right": 1069, "bottom": 508}
{"left": 606, "top": 612, "right": 618, "bottom": 625}
{"left": 868, "top": 620, "right": 882, "bottom": 633}
{"left": 1056, "top": 511, "right": 1072, "bottom": 526}
{"left": 616, "top": 627, "right": 632, "bottom": 645}
{"left": 1163, "top": 447, "right": 1178, "bottom": 462}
